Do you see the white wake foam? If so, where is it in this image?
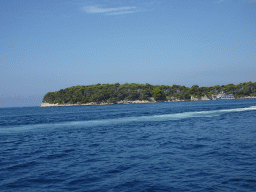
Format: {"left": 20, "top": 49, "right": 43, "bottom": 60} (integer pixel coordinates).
{"left": 1, "top": 106, "right": 256, "bottom": 133}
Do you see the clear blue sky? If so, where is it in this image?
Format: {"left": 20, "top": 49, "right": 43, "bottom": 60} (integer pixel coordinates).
{"left": 1, "top": 0, "right": 256, "bottom": 107}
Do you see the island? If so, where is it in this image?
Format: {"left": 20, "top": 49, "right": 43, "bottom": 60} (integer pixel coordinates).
{"left": 41, "top": 82, "right": 256, "bottom": 107}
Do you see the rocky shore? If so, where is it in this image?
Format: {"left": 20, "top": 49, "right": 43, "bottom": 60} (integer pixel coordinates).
{"left": 237, "top": 96, "right": 256, "bottom": 99}
{"left": 40, "top": 100, "right": 151, "bottom": 107}
{"left": 41, "top": 98, "right": 180, "bottom": 107}
{"left": 40, "top": 96, "right": 256, "bottom": 107}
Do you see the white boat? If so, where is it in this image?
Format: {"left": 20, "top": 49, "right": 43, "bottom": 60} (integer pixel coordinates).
{"left": 216, "top": 93, "right": 234, "bottom": 100}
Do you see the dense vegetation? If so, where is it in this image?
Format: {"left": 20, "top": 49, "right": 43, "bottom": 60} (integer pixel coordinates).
{"left": 42, "top": 82, "right": 256, "bottom": 104}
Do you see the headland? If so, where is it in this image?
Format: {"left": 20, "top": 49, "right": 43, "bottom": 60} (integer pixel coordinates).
{"left": 41, "top": 82, "right": 256, "bottom": 107}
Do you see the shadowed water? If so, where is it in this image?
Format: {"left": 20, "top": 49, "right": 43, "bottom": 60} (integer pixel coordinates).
{"left": 1, "top": 99, "right": 256, "bottom": 191}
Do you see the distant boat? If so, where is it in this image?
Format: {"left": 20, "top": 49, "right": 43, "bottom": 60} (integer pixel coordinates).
{"left": 216, "top": 93, "right": 235, "bottom": 100}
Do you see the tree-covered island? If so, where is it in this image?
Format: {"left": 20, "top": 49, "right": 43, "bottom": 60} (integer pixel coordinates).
{"left": 42, "top": 82, "right": 256, "bottom": 106}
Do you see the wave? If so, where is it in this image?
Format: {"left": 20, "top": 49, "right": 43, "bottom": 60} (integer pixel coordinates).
{"left": 1, "top": 106, "right": 256, "bottom": 133}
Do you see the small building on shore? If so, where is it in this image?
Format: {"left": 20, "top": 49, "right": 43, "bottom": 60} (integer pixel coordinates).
{"left": 216, "top": 93, "right": 234, "bottom": 100}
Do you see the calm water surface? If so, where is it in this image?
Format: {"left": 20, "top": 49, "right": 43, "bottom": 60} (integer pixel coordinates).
{"left": 1, "top": 99, "right": 256, "bottom": 191}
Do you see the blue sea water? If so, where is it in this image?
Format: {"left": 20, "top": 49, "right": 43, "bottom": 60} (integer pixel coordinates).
{"left": 1, "top": 99, "right": 256, "bottom": 192}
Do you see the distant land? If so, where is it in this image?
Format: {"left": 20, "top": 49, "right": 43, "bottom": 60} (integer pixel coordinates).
{"left": 41, "top": 82, "right": 256, "bottom": 107}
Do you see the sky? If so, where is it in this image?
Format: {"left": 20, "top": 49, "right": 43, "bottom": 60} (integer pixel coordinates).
{"left": 0, "top": 0, "right": 256, "bottom": 107}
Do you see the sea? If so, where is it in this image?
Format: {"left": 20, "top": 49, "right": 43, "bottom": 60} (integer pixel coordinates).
{"left": 1, "top": 99, "right": 256, "bottom": 192}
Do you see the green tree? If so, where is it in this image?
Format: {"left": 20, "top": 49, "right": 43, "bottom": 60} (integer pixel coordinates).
{"left": 151, "top": 87, "right": 165, "bottom": 100}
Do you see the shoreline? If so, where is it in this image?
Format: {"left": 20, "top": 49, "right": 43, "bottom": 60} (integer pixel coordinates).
{"left": 40, "top": 96, "right": 256, "bottom": 107}
{"left": 41, "top": 99, "right": 167, "bottom": 107}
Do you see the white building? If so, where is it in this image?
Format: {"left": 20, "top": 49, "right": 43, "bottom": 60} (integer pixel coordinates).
{"left": 216, "top": 93, "right": 234, "bottom": 100}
